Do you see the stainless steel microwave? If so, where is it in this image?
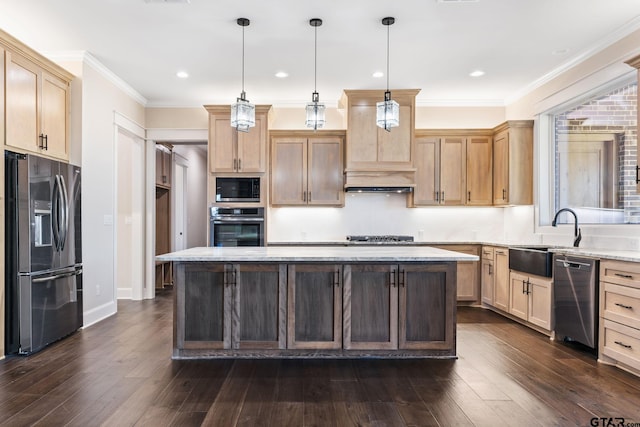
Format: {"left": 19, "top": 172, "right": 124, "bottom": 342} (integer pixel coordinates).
{"left": 215, "top": 177, "right": 261, "bottom": 203}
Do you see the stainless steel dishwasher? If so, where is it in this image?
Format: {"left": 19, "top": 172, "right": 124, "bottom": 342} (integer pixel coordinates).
{"left": 553, "top": 255, "right": 599, "bottom": 351}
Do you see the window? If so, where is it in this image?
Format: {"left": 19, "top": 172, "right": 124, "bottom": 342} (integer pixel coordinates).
{"left": 549, "top": 81, "right": 638, "bottom": 224}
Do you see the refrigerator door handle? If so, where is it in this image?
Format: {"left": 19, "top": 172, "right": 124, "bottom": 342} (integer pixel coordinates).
{"left": 31, "top": 268, "right": 82, "bottom": 283}
{"left": 59, "top": 174, "right": 70, "bottom": 250}
{"left": 51, "top": 175, "right": 61, "bottom": 251}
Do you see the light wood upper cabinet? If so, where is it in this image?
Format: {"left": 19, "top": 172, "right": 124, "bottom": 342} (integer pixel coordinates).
{"left": 441, "top": 137, "right": 467, "bottom": 205}
{"left": 413, "top": 132, "right": 492, "bottom": 206}
{"left": 412, "top": 136, "right": 466, "bottom": 205}
{"left": 466, "top": 136, "right": 492, "bottom": 205}
{"left": 412, "top": 136, "right": 439, "bottom": 205}
{"left": 5, "top": 50, "right": 70, "bottom": 161}
{"left": 271, "top": 131, "right": 344, "bottom": 206}
{"left": 205, "top": 105, "right": 270, "bottom": 174}
{"left": 492, "top": 121, "right": 533, "bottom": 205}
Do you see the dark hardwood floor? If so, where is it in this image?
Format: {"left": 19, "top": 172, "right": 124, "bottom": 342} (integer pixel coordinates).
{"left": 2, "top": 290, "right": 640, "bottom": 426}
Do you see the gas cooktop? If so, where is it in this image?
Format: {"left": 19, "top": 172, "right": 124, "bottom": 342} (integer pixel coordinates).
{"left": 346, "top": 235, "right": 415, "bottom": 243}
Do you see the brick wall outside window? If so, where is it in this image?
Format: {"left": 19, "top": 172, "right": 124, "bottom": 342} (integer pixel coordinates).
{"left": 554, "top": 82, "right": 639, "bottom": 224}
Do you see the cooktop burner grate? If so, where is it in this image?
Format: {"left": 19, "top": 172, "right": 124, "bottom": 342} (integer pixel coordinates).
{"left": 346, "top": 235, "right": 414, "bottom": 242}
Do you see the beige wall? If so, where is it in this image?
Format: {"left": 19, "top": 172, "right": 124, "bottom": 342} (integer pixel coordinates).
{"left": 145, "top": 107, "right": 208, "bottom": 129}
{"left": 77, "top": 59, "right": 146, "bottom": 325}
{"left": 415, "top": 106, "right": 506, "bottom": 129}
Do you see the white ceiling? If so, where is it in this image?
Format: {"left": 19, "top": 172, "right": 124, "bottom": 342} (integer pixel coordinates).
{"left": 2, "top": 0, "right": 640, "bottom": 108}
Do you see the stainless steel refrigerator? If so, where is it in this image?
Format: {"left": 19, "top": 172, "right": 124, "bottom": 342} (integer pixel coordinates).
{"left": 5, "top": 151, "right": 82, "bottom": 354}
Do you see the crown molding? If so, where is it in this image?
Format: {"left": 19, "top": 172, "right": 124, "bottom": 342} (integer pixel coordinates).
{"left": 505, "top": 15, "right": 640, "bottom": 105}
{"left": 43, "top": 50, "right": 148, "bottom": 106}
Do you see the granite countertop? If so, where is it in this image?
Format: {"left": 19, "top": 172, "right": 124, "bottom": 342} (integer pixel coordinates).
{"left": 549, "top": 247, "right": 640, "bottom": 263}
{"left": 267, "top": 241, "right": 640, "bottom": 263}
{"left": 156, "top": 246, "right": 479, "bottom": 263}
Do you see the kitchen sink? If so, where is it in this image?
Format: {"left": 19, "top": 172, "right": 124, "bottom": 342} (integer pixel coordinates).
{"left": 508, "top": 247, "right": 553, "bottom": 278}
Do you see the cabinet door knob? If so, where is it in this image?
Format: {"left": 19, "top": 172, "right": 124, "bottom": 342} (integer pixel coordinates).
{"left": 238, "top": 158, "right": 242, "bottom": 171}
{"left": 468, "top": 191, "right": 471, "bottom": 202}
{"left": 233, "top": 158, "right": 237, "bottom": 170}
{"left": 502, "top": 188, "right": 506, "bottom": 200}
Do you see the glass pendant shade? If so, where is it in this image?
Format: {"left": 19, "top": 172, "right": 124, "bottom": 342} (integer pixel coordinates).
{"left": 376, "top": 91, "right": 399, "bottom": 130}
{"left": 305, "top": 92, "right": 325, "bottom": 130}
{"left": 231, "top": 92, "right": 255, "bottom": 132}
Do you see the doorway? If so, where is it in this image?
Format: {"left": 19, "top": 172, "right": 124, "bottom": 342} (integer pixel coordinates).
{"left": 116, "top": 128, "right": 146, "bottom": 300}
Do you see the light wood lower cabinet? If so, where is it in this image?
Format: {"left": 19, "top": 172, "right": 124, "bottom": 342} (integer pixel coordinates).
{"left": 176, "top": 263, "right": 286, "bottom": 351}
{"left": 287, "top": 264, "right": 342, "bottom": 349}
{"left": 493, "top": 248, "right": 510, "bottom": 312}
{"left": 599, "top": 260, "right": 640, "bottom": 375}
{"left": 481, "top": 247, "right": 495, "bottom": 305}
{"left": 508, "top": 271, "right": 552, "bottom": 331}
{"left": 432, "top": 244, "right": 479, "bottom": 302}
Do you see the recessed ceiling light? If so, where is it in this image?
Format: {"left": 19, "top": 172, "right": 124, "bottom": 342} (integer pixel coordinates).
{"left": 176, "top": 71, "right": 189, "bottom": 79}
{"left": 372, "top": 71, "right": 384, "bottom": 78}
{"left": 552, "top": 48, "right": 570, "bottom": 56}
{"left": 275, "top": 71, "right": 289, "bottom": 78}
{"left": 469, "top": 70, "right": 485, "bottom": 77}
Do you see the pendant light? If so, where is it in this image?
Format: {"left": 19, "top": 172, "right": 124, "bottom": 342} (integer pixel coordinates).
{"left": 230, "top": 17, "right": 255, "bottom": 133}
{"left": 305, "top": 18, "right": 326, "bottom": 130}
{"left": 376, "top": 17, "right": 399, "bottom": 131}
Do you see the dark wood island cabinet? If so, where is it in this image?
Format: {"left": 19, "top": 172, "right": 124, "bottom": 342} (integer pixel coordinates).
{"left": 158, "top": 246, "right": 477, "bottom": 359}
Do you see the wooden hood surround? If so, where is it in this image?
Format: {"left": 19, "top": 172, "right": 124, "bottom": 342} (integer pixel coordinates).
{"left": 340, "top": 89, "right": 420, "bottom": 190}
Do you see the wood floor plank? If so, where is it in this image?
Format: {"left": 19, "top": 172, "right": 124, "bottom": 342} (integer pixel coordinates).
{"left": 1, "top": 296, "right": 640, "bottom": 426}
{"left": 200, "top": 360, "right": 255, "bottom": 426}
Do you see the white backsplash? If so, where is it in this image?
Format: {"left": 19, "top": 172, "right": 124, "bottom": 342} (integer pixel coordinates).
{"left": 267, "top": 193, "right": 539, "bottom": 244}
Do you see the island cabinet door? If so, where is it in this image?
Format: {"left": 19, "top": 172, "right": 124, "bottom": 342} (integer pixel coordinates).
{"left": 398, "top": 263, "right": 457, "bottom": 350}
{"left": 232, "top": 264, "right": 287, "bottom": 350}
{"left": 343, "top": 264, "right": 398, "bottom": 350}
{"left": 287, "top": 264, "right": 342, "bottom": 349}
{"left": 177, "top": 263, "right": 231, "bottom": 350}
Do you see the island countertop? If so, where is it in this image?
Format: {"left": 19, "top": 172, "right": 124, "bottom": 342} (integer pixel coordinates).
{"left": 156, "top": 245, "right": 479, "bottom": 263}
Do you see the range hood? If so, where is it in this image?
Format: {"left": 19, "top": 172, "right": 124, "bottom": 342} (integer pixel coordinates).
{"left": 343, "top": 169, "right": 416, "bottom": 194}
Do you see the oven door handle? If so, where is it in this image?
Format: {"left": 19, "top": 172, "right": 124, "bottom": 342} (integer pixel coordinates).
{"left": 212, "top": 217, "right": 264, "bottom": 223}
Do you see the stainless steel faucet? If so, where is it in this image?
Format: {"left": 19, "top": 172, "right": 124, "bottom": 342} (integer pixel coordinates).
{"left": 552, "top": 208, "right": 582, "bottom": 247}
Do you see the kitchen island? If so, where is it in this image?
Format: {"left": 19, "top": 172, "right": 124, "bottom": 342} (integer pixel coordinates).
{"left": 156, "top": 246, "right": 478, "bottom": 359}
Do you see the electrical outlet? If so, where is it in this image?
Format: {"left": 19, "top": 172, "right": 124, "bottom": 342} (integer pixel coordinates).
{"left": 96, "top": 285, "right": 101, "bottom": 296}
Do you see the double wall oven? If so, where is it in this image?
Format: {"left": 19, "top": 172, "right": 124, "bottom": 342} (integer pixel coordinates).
{"left": 210, "top": 177, "right": 265, "bottom": 247}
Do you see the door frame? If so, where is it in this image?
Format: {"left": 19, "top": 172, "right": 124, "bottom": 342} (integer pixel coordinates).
{"left": 173, "top": 153, "right": 188, "bottom": 251}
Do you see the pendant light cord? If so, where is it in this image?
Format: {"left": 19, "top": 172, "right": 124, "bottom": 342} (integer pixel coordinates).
{"left": 386, "top": 22, "right": 390, "bottom": 92}
{"left": 241, "top": 23, "right": 245, "bottom": 97}
{"left": 314, "top": 24, "right": 318, "bottom": 94}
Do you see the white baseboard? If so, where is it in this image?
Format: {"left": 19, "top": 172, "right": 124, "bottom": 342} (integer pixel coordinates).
{"left": 82, "top": 300, "right": 117, "bottom": 328}
{"left": 117, "top": 288, "right": 133, "bottom": 300}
